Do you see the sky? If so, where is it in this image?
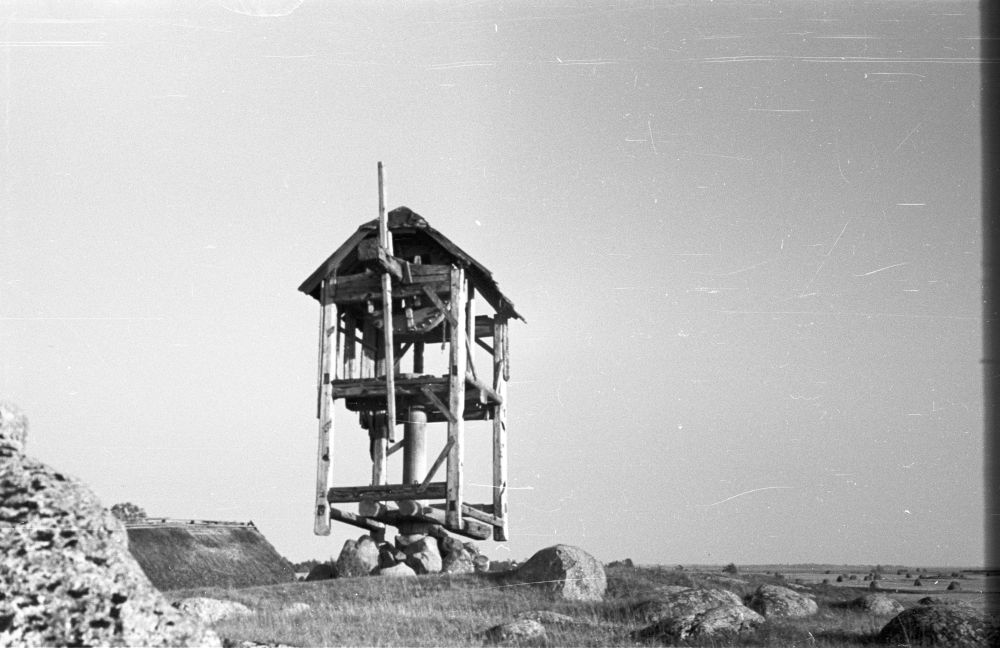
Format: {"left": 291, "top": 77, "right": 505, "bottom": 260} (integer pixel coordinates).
{"left": 0, "top": 1, "right": 984, "bottom": 567}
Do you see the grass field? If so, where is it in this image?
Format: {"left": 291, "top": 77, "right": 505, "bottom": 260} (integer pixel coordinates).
{"left": 170, "top": 564, "right": 995, "bottom": 647}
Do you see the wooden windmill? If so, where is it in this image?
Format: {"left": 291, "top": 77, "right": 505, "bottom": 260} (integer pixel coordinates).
{"left": 299, "top": 164, "right": 522, "bottom": 542}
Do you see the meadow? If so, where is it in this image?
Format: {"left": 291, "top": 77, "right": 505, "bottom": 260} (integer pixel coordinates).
{"left": 169, "top": 563, "right": 994, "bottom": 647}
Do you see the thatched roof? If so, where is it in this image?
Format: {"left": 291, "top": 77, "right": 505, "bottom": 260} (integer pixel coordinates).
{"left": 299, "top": 206, "right": 523, "bottom": 322}
{"left": 125, "top": 520, "right": 296, "bottom": 591}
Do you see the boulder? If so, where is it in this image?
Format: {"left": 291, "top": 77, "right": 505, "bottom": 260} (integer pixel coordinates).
{"left": 174, "top": 598, "right": 251, "bottom": 623}
{"left": 336, "top": 535, "right": 380, "bottom": 577}
{"left": 304, "top": 562, "right": 336, "bottom": 581}
{"left": 747, "top": 584, "right": 818, "bottom": 618}
{"left": 377, "top": 563, "right": 417, "bottom": 578}
{"left": 394, "top": 533, "right": 426, "bottom": 552}
{"left": 0, "top": 400, "right": 220, "bottom": 647}
{"left": 437, "top": 534, "right": 465, "bottom": 558}
{"left": 918, "top": 596, "right": 974, "bottom": 608}
{"left": 631, "top": 587, "right": 743, "bottom": 623}
{"left": 850, "top": 594, "right": 904, "bottom": 616}
{"left": 634, "top": 603, "right": 764, "bottom": 642}
{"left": 878, "top": 603, "right": 987, "bottom": 647}
{"left": 514, "top": 545, "right": 606, "bottom": 602}
{"left": 403, "top": 536, "right": 442, "bottom": 574}
{"left": 441, "top": 547, "right": 476, "bottom": 574}
{"left": 481, "top": 618, "right": 546, "bottom": 644}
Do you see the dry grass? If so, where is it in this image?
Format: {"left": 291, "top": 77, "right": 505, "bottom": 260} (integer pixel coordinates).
{"left": 168, "top": 565, "right": 993, "bottom": 647}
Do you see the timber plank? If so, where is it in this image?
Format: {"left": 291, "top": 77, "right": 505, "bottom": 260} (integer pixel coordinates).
{"left": 328, "top": 481, "right": 447, "bottom": 503}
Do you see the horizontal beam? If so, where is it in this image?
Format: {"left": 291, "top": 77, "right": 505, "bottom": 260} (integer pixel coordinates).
{"left": 331, "top": 265, "right": 451, "bottom": 304}
{"left": 430, "top": 502, "right": 503, "bottom": 527}
{"left": 329, "top": 506, "right": 387, "bottom": 535}
{"left": 375, "top": 507, "right": 492, "bottom": 540}
{"left": 466, "top": 372, "right": 503, "bottom": 406}
{"left": 328, "top": 481, "right": 447, "bottom": 503}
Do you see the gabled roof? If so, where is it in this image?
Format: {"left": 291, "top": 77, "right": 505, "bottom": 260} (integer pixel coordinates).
{"left": 299, "top": 207, "right": 523, "bottom": 322}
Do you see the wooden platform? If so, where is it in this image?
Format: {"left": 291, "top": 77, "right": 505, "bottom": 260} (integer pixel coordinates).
{"left": 330, "top": 374, "right": 502, "bottom": 423}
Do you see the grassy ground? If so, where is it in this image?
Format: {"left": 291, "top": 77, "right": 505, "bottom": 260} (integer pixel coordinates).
{"left": 169, "top": 565, "right": 993, "bottom": 647}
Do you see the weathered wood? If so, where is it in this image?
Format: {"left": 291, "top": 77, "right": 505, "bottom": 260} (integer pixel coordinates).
{"left": 314, "top": 288, "right": 335, "bottom": 536}
{"left": 330, "top": 266, "right": 450, "bottom": 304}
{"left": 466, "top": 287, "right": 477, "bottom": 381}
{"left": 371, "top": 507, "right": 492, "bottom": 540}
{"left": 430, "top": 502, "right": 502, "bottom": 527}
{"left": 393, "top": 342, "right": 412, "bottom": 371}
{"left": 361, "top": 319, "right": 376, "bottom": 379}
{"left": 421, "top": 285, "right": 457, "bottom": 327}
{"left": 447, "top": 265, "right": 467, "bottom": 529}
{"left": 386, "top": 439, "right": 404, "bottom": 456}
{"left": 475, "top": 337, "right": 494, "bottom": 355}
{"left": 333, "top": 311, "right": 343, "bottom": 382}
{"left": 378, "top": 166, "right": 397, "bottom": 443}
{"left": 357, "top": 237, "right": 403, "bottom": 281}
{"left": 328, "top": 481, "right": 447, "bottom": 503}
{"left": 371, "top": 425, "right": 388, "bottom": 486}
{"left": 421, "top": 438, "right": 455, "bottom": 490}
{"left": 420, "top": 386, "right": 456, "bottom": 423}
{"left": 466, "top": 372, "right": 503, "bottom": 405}
{"left": 329, "top": 506, "right": 387, "bottom": 539}
{"left": 343, "top": 313, "right": 358, "bottom": 379}
{"left": 413, "top": 341, "right": 425, "bottom": 373}
{"left": 492, "top": 316, "right": 509, "bottom": 541}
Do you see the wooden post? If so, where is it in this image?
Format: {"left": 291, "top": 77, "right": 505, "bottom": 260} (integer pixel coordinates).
{"left": 361, "top": 320, "right": 376, "bottom": 379}
{"left": 314, "top": 280, "right": 335, "bottom": 536}
{"left": 446, "top": 265, "right": 467, "bottom": 529}
{"left": 492, "top": 316, "right": 509, "bottom": 540}
{"left": 378, "top": 161, "right": 398, "bottom": 443}
{"left": 466, "top": 284, "right": 476, "bottom": 380}
{"left": 371, "top": 413, "right": 388, "bottom": 487}
{"left": 343, "top": 313, "right": 358, "bottom": 379}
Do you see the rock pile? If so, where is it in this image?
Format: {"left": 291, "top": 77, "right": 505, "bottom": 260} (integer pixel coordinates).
{"left": 0, "top": 400, "right": 220, "bottom": 647}
{"left": 308, "top": 528, "right": 491, "bottom": 579}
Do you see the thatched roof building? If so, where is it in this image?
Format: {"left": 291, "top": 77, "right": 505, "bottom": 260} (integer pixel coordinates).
{"left": 125, "top": 519, "right": 296, "bottom": 591}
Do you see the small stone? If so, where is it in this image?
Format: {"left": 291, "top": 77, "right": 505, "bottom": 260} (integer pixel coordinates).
{"left": 482, "top": 619, "right": 546, "bottom": 644}
{"left": 174, "top": 598, "right": 251, "bottom": 624}
{"left": 849, "top": 594, "right": 904, "bottom": 616}
{"left": 281, "top": 602, "right": 312, "bottom": 615}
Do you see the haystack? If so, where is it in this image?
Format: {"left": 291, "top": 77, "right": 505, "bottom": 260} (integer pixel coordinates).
{"left": 125, "top": 519, "right": 296, "bottom": 590}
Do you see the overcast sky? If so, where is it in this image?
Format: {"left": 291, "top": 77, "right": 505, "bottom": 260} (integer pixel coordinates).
{"left": 1, "top": 1, "right": 983, "bottom": 567}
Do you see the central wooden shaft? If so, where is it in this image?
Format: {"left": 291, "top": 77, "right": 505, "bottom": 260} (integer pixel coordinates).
{"left": 402, "top": 406, "right": 427, "bottom": 485}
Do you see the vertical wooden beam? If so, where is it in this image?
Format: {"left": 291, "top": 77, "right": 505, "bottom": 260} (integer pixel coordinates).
{"left": 378, "top": 161, "right": 397, "bottom": 443}
{"left": 492, "top": 316, "right": 509, "bottom": 541}
{"left": 371, "top": 414, "right": 388, "bottom": 487}
{"left": 361, "top": 320, "right": 376, "bottom": 379}
{"left": 333, "top": 311, "right": 343, "bottom": 382}
{"left": 446, "top": 265, "right": 468, "bottom": 529}
{"left": 314, "top": 280, "right": 335, "bottom": 536}
{"left": 466, "top": 284, "right": 477, "bottom": 380}
{"left": 343, "top": 313, "right": 358, "bottom": 379}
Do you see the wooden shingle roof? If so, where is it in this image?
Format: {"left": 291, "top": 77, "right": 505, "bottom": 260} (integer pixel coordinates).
{"left": 299, "top": 207, "right": 523, "bottom": 322}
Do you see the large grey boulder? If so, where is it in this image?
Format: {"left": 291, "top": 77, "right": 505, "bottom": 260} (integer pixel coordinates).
{"left": 877, "top": 603, "right": 987, "bottom": 646}
{"left": 634, "top": 603, "right": 764, "bottom": 642}
{"left": 404, "top": 536, "right": 442, "bottom": 574}
{"left": 514, "top": 545, "right": 606, "bottom": 601}
{"left": 441, "top": 546, "right": 476, "bottom": 574}
{"left": 0, "top": 400, "right": 220, "bottom": 647}
{"left": 631, "top": 587, "right": 743, "bottom": 623}
{"left": 850, "top": 593, "right": 904, "bottom": 616}
{"left": 377, "top": 563, "right": 417, "bottom": 578}
{"left": 747, "top": 584, "right": 818, "bottom": 618}
{"left": 336, "top": 535, "right": 380, "bottom": 577}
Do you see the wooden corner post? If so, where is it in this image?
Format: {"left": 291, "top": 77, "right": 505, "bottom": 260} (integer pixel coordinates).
{"left": 446, "top": 265, "right": 467, "bottom": 530}
{"left": 314, "top": 279, "right": 336, "bottom": 535}
{"left": 492, "top": 316, "right": 509, "bottom": 540}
